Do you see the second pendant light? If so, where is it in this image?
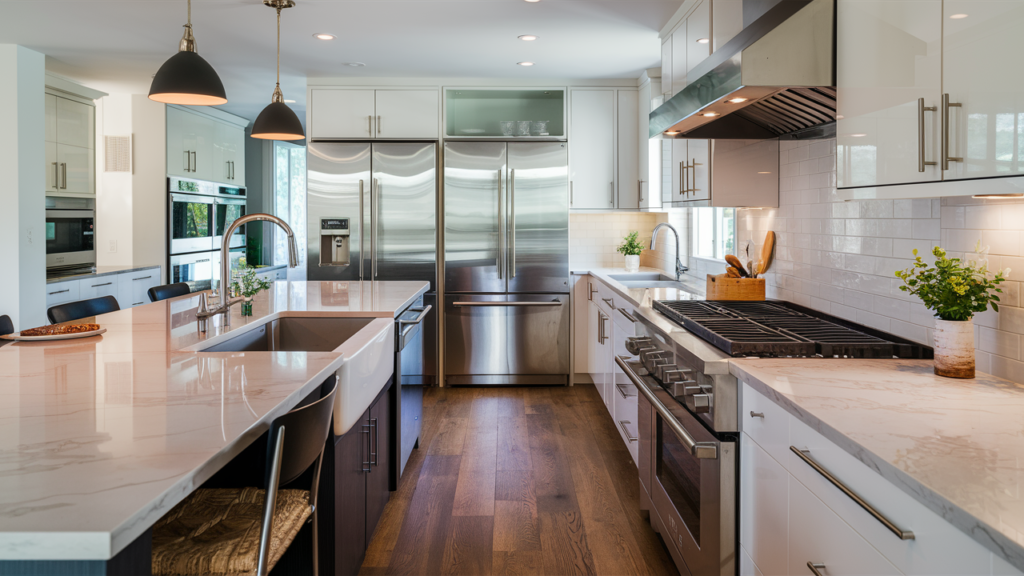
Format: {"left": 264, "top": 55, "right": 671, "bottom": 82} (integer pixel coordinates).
{"left": 251, "top": 0, "right": 305, "bottom": 141}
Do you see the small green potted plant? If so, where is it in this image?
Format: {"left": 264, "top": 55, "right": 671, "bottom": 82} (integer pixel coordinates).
{"left": 231, "top": 267, "right": 272, "bottom": 317}
{"left": 896, "top": 242, "right": 1008, "bottom": 378}
{"left": 618, "top": 231, "right": 645, "bottom": 273}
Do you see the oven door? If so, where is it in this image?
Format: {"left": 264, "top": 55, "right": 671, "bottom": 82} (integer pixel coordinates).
{"left": 169, "top": 251, "right": 215, "bottom": 292}
{"left": 46, "top": 210, "right": 95, "bottom": 268}
{"left": 616, "top": 357, "right": 736, "bottom": 576}
{"left": 169, "top": 193, "right": 214, "bottom": 255}
{"left": 214, "top": 197, "right": 247, "bottom": 251}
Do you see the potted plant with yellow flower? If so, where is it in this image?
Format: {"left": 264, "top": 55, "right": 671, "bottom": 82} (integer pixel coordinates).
{"left": 896, "top": 242, "right": 1008, "bottom": 378}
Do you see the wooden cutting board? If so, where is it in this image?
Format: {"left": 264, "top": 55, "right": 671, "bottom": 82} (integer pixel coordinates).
{"left": 758, "top": 231, "right": 776, "bottom": 275}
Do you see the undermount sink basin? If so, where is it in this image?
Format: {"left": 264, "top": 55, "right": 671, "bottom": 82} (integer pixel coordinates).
{"left": 609, "top": 272, "right": 677, "bottom": 282}
{"left": 202, "top": 317, "right": 375, "bottom": 353}
{"left": 617, "top": 280, "right": 690, "bottom": 289}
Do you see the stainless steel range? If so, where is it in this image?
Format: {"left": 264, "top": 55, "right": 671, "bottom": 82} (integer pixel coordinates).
{"left": 619, "top": 299, "right": 932, "bottom": 576}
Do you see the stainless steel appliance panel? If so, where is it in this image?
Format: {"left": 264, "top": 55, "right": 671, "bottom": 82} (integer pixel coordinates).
{"left": 169, "top": 250, "right": 216, "bottom": 292}
{"left": 507, "top": 143, "right": 570, "bottom": 294}
{"left": 307, "top": 143, "right": 372, "bottom": 282}
{"left": 445, "top": 294, "right": 509, "bottom": 377}
{"left": 211, "top": 247, "right": 245, "bottom": 292}
{"left": 506, "top": 294, "right": 570, "bottom": 375}
{"left": 169, "top": 193, "right": 215, "bottom": 255}
{"left": 214, "top": 197, "right": 247, "bottom": 251}
{"left": 372, "top": 143, "right": 437, "bottom": 288}
{"left": 392, "top": 296, "right": 430, "bottom": 490}
{"left": 443, "top": 142, "right": 507, "bottom": 293}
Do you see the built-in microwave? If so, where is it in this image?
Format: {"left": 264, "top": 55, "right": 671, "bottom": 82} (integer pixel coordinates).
{"left": 45, "top": 197, "right": 95, "bottom": 270}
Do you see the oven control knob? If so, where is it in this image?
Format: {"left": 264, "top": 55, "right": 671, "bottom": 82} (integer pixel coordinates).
{"left": 692, "top": 394, "right": 712, "bottom": 413}
{"left": 626, "top": 337, "right": 653, "bottom": 355}
{"left": 654, "top": 362, "right": 677, "bottom": 381}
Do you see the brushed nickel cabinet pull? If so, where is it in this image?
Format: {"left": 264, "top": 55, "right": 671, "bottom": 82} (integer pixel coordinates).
{"left": 570, "top": 181, "right": 574, "bottom": 206}
{"left": 602, "top": 297, "right": 616, "bottom": 310}
{"left": 615, "top": 383, "right": 636, "bottom": 399}
{"left": 61, "top": 163, "right": 67, "bottom": 189}
{"left": 589, "top": 282, "right": 597, "bottom": 301}
{"left": 750, "top": 411, "right": 764, "bottom": 419}
{"left": 638, "top": 179, "right": 644, "bottom": 204}
{"left": 617, "top": 308, "right": 637, "bottom": 323}
{"left": 690, "top": 158, "right": 702, "bottom": 193}
{"left": 918, "top": 97, "right": 937, "bottom": 172}
{"left": 132, "top": 275, "right": 153, "bottom": 281}
{"left": 617, "top": 420, "right": 638, "bottom": 442}
{"left": 184, "top": 151, "right": 190, "bottom": 172}
{"left": 610, "top": 181, "right": 615, "bottom": 206}
{"left": 790, "top": 446, "right": 914, "bottom": 540}
{"left": 807, "top": 562, "right": 826, "bottom": 576}
{"left": 377, "top": 115, "right": 381, "bottom": 134}
{"left": 942, "top": 93, "right": 963, "bottom": 170}
{"left": 49, "top": 289, "right": 70, "bottom": 295}
{"left": 91, "top": 282, "right": 113, "bottom": 288}
{"left": 53, "top": 162, "right": 59, "bottom": 189}
{"left": 368, "top": 115, "right": 373, "bottom": 135}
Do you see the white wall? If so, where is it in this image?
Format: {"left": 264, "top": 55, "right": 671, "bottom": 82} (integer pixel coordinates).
{"left": 96, "top": 94, "right": 134, "bottom": 267}
{"left": 0, "top": 45, "right": 46, "bottom": 330}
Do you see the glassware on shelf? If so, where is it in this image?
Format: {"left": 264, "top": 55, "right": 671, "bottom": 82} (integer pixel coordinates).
{"left": 500, "top": 121, "right": 516, "bottom": 137}
{"left": 517, "top": 121, "right": 532, "bottom": 137}
{"left": 532, "top": 120, "right": 550, "bottom": 136}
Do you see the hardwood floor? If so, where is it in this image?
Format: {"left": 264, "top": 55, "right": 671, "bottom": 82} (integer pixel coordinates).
{"left": 359, "top": 385, "right": 679, "bottom": 576}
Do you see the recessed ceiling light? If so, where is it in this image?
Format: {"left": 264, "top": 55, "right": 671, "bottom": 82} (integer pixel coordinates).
{"left": 728, "top": 97, "right": 748, "bottom": 104}
{"left": 519, "top": 35, "right": 538, "bottom": 41}
{"left": 702, "top": 112, "right": 719, "bottom": 117}
{"left": 313, "top": 33, "right": 335, "bottom": 40}
{"left": 849, "top": 133, "right": 867, "bottom": 137}
{"left": 950, "top": 13, "right": 968, "bottom": 19}
{"left": 346, "top": 62, "right": 366, "bottom": 67}
{"left": 524, "top": 0, "right": 540, "bottom": 3}
{"left": 518, "top": 61, "right": 535, "bottom": 66}
{"left": 697, "top": 38, "right": 710, "bottom": 44}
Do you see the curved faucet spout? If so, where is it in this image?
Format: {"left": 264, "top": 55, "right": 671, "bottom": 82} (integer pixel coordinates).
{"left": 219, "top": 213, "right": 299, "bottom": 310}
{"left": 651, "top": 223, "right": 688, "bottom": 281}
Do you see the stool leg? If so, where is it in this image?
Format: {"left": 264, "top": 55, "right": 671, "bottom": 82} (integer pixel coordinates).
{"left": 257, "top": 426, "right": 286, "bottom": 576}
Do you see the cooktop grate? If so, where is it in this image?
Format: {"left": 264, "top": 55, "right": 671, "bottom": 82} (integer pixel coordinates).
{"left": 653, "top": 300, "right": 933, "bottom": 359}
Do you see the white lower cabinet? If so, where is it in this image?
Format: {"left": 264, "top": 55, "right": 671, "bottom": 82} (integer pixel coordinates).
{"left": 740, "top": 544, "right": 764, "bottom": 576}
{"left": 118, "top": 268, "right": 161, "bottom": 308}
{"left": 79, "top": 276, "right": 120, "bottom": 301}
{"left": 742, "top": 381, "right": 1019, "bottom": 576}
{"left": 45, "top": 281, "right": 80, "bottom": 309}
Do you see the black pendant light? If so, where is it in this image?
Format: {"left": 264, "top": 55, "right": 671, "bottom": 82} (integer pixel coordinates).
{"left": 251, "top": 0, "right": 305, "bottom": 141}
{"left": 149, "top": 0, "right": 227, "bottom": 106}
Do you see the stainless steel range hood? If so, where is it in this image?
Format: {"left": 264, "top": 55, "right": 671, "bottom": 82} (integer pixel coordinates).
{"left": 650, "top": 0, "right": 836, "bottom": 140}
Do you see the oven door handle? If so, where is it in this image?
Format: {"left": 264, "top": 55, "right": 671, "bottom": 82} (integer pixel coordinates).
{"left": 615, "top": 356, "right": 718, "bottom": 459}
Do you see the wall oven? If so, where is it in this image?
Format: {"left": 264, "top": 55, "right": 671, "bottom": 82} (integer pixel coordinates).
{"left": 169, "top": 193, "right": 214, "bottom": 255}
{"left": 45, "top": 197, "right": 95, "bottom": 270}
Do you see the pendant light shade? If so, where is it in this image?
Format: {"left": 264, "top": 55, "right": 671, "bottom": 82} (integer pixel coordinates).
{"left": 149, "top": 0, "right": 227, "bottom": 106}
{"left": 251, "top": 0, "right": 305, "bottom": 141}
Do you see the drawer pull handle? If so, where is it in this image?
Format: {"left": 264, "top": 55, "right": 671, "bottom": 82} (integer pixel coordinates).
{"left": 91, "top": 282, "right": 113, "bottom": 288}
{"left": 790, "top": 446, "right": 915, "bottom": 540}
{"left": 750, "top": 411, "right": 764, "bottom": 419}
{"left": 602, "top": 297, "right": 617, "bottom": 310}
{"left": 49, "top": 289, "right": 70, "bottom": 295}
{"left": 133, "top": 276, "right": 153, "bottom": 281}
{"left": 615, "top": 383, "right": 636, "bottom": 399}
{"left": 807, "top": 562, "right": 826, "bottom": 576}
{"left": 617, "top": 308, "right": 637, "bottom": 323}
{"left": 133, "top": 302, "right": 145, "bottom": 306}
{"left": 617, "top": 420, "right": 638, "bottom": 443}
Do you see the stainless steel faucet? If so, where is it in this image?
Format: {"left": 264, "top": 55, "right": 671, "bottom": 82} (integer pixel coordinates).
{"left": 196, "top": 213, "right": 299, "bottom": 331}
{"left": 651, "top": 222, "right": 688, "bottom": 281}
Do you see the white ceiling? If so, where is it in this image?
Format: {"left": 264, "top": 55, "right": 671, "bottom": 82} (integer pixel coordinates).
{"left": 2, "top": 0, "right": 680, "bottom": 121}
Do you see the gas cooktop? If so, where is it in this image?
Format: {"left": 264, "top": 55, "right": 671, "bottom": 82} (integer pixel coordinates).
{"left": 653, "top": 300, "right": 933, "bottom": 359}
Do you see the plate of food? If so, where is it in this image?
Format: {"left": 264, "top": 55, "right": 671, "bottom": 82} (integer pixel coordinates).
{"left": 0, "top": 323, "right": 106, "bottom": 341}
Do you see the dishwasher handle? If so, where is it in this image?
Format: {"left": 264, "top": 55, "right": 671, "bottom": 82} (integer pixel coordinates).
{"left": 398, "top": 304, "right": 433, "bottom": 342}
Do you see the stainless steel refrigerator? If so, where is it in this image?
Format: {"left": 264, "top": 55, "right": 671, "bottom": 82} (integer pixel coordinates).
{"left": 306, "top": 141, "right": 438, "bottom": 387}
{"left": 443, "top": 142, "right": 570, "bottom": 386}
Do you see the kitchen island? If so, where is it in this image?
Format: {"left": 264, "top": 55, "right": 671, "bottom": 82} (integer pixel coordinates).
{"left": 0, "top": 280, "right": 428, "bottom": 573}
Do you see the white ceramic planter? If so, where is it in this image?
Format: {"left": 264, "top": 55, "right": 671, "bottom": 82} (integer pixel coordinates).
{"left": 624, "top": 254, "right": 640, "bottom": 273}
{"left": 933, "top": 318, "right": 975, "bottom": 379}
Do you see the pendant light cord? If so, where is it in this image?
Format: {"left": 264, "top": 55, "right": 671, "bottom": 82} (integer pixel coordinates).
{"left": 187, "top": 0, "right": 191, "bottom": 27}
{"left": 276, "top": 6, "right": 281, "bottom": 88}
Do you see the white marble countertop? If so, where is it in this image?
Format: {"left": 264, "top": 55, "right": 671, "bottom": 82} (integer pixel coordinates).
{"left": 731, "top": 358, "right": 1024, "bottom": 572}
{"left": 46, "top": 264, "right": 161, "bottom": 284}
{"left": 0, "top": 280, "right": 428, "bottom": 561}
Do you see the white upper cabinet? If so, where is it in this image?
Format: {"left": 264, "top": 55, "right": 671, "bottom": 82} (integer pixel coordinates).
{"left": 56, "top": 97, "right": 94, "bottom": 150}
{"left": 671, "top": 25, "right": 688, "bottom": 96}
{"left": 713, "top": 0, "right": 744, "bottom": 52}
{"left": 57, "top": 144, "right": 94, "bottom": 195}
{"left": 213, "top": 121, "right": 245, "bottom": 186}
{"left": 45, "top": 93, "right": 95, "bottom": 195}
{"left": 837, "top": 0, "right": 942, "bottom": 188}
{"left": 686, "top": 0, "right": 711, "bottom": 75}
{"left": 45, "top": 95, "right": 58, "bottom": 143}
{"left": 639, "top": 80, "right": 662, "bottom": 211}
{"left": 943, "top": 0, "right": 1024, "bottom": 181}
{"left": 167, "top": 106, "right": 246, "bottom": 184}
{"left": 569, "top": 89, "right": 616, "bottom": 210}
{"left": 374, "top": 89, "right": 439, "bottom": 139}
{"left": 617, "top": 90, "right": 640, "bottom": 210}
{"left": 661, "top": 38, "right": 673, "bottom": 99}
{"left": 310, "top": 89, "right": 375, "bottom": 139}
{"left": 310, "top": 88, "right": 439, "bottom": 140}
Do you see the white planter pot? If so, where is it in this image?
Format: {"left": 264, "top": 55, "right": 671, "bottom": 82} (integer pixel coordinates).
{"left": 624, "top": 254, "right": 640, "bottom": 273}
{"left": 933, "top": 318, "right": 975, "bottom": 379}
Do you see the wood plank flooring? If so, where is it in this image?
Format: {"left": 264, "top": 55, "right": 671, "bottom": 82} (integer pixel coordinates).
{"left": 359, "top": 385, "right": 679, "bottom": 576}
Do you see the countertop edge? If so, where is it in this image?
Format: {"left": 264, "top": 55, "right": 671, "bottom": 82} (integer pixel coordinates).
{"left": 729, "top": 360, "right": 1024, "bottom": 573}
{"left": 47, "top": 265, "right": 162, "bottom": 284}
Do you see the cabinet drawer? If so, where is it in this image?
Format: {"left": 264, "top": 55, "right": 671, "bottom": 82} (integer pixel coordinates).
{"left": 46, "top": 281, "right": 80, "bottom": 309}
{"left": 786, "top": 418, "right": 991, "bottom": 576}
{"left": 789, "top": 478, "right": 902, "bottom": 576}
{"left": 79, "top": 277, "right": 119, "bottom": 301}
{"left": 611, "top": 365, "right": 639, "bottom": 464}
{"left": 740, "top": 433, "right": 789, "bottom": 576}
{"left": 741, "top": 382, "right": 791, "bottom": 463}
{"left": 118, "top": 269, "right": 161, "bottom": 308}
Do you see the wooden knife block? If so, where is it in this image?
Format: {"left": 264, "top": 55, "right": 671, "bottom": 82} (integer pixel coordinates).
{"left": 706, "top": 274, "right": 766, "bottom": 301}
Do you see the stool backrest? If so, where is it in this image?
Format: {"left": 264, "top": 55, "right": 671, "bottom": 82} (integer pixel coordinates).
{"left": 148, "top": 282, "right": 191, "bottom": 303}
{"left": 268, "top": 376, "right": 338, "bottom": 488}
{"left": 47, "top": 296, "right": 120, "bottom": 324}
{"left": 0, "top": 315, "right": 13, "bottom": 336}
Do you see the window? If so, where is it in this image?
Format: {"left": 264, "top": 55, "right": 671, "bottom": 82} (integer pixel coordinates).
{"left": 273, "top": 142, "right": 307, "bottom": 271}
{"left": 692, "top": 207, "right": 735, "bottom": 260}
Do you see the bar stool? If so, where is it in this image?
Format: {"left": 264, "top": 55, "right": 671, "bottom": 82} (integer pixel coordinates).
{"left": 148, "top": 282, "right": 191, "bottom": 303}
{"left": 0, "top": 315, "right": 13, "bottom": 336}
{"left": 151, "top": 376, "right": 338, "bottom": 576}
{"left": 47, "top": 296, "right": 120, "bottom": 324}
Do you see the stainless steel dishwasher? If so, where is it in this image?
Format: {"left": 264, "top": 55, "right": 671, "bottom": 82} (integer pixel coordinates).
{"left": 391, "top": 297, "right": 432, "bottom": 490}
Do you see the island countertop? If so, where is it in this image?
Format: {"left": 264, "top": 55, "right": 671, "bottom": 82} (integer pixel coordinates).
{"left": 0, "top": 280, "right": 428, "bottom": 562}
{"left": 731, "top": 357, "right": 1024, "bottom": 573}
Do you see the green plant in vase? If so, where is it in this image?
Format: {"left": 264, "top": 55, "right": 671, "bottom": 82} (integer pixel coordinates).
{"left": 231, "top": 267, "right": 272, "bottom": 317}
{"left": 895, "top": 242, "right": 1008, "bottom": 378}
{"left": 618, "top": 231, "right": 644, "bottom": 273}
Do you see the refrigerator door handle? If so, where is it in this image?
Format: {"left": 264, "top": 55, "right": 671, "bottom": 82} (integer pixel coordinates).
{"left": 453, "top": 300, "right": 562, "bottom": 308}
{"left": 372, "top": 178, "right": 380, "bottom": 279}
{"left": 510, "top": 168, "right": 516, "bottom": 279}
{"left": 358, "top": 179, "right": 365, "bottom": 281}
{"left": 497, "top": 170, "right": 503, "bottom": 280}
